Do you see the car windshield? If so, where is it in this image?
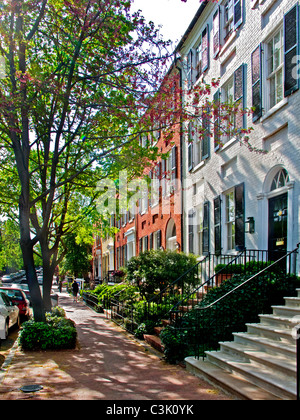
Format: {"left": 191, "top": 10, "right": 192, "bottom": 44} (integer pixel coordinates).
{"left": 1, "top": 289, "right": 23, "bottom": 301}
{"left": 0, "top": 292, "right": 12, "bottom": 306}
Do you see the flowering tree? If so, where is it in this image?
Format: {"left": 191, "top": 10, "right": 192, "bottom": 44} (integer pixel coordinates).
{"left": 0, "top": 0, "right": 255, "bottom": 321}
{"left": 0, "top": 0, "right": 173, "bottom": 320}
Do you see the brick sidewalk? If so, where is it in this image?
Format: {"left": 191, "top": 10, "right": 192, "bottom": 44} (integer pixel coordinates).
{"left": 0, "top": 291, "right": 231, "bottom": 400}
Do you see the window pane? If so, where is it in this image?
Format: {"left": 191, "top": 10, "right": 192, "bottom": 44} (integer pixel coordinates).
{"left": 276, "top": 68, "right": 283, "bottom": 103}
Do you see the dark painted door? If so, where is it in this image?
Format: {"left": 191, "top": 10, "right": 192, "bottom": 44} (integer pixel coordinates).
{"left": 268, "top": 193, "right": 288, "bottom": 261}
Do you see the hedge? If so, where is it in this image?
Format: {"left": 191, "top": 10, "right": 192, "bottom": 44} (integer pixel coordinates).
{"left": 19, "top": 307, "right": 77, "bottom": 350}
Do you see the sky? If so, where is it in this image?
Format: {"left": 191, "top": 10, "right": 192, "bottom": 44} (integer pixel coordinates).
{"left": 131, "top": 0, "right": 202, "bottom": 49}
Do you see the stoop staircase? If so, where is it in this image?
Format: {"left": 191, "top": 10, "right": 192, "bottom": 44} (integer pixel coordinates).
{"left": 185, "top": 289, "right": 300, "bottom": 400}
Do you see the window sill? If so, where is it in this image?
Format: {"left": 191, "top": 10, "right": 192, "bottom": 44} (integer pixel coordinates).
{"left": 261, "top": 97, "right": 289, "bottom": 122}
{"left": 216, "top": 137, "right": 238, "bottom": 153}
{"left": 191, "top": 160, "right": 205, "bottom": 173}
{"left": 219, "top": 31, "right": 238, "bottom": 59}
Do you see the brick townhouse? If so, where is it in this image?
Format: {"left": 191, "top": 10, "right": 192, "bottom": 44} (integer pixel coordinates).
{"left": 179, "top": 0, "right": 300, "bottom": 273}
{"left": 93, "top": 0, "right": 300, "bottom": 280}
{"left": 114, "top": 66, "right": 183, "bottom": 272}
{"left": 92, "top": 65, "right": 183, "bottom": 279}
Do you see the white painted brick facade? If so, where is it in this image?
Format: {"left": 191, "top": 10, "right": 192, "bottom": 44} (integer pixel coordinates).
{"left": 180, "top": 0, "right": 300, "bottom": 273}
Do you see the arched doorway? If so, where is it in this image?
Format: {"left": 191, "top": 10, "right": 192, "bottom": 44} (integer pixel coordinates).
{"left": 268, "top": 168, "right": 289, "bottom": 260}
{"left": 166, "top": 218, "right": 177, "bottom": 251}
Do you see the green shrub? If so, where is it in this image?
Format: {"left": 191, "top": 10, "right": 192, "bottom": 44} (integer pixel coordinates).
{"left": 161, "top": 273, "right": 300, "bottom": 363}
{"left": 19, "top": 307, "right": 77, "bottom": 350}
{"left": 126, "top": 250, "right": 198, "bottom": 301}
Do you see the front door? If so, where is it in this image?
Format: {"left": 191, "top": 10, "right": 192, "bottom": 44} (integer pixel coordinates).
{"left": 268, "top": 193, "right": 288, "bottom": 261}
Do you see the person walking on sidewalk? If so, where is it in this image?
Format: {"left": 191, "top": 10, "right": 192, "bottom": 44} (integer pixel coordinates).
{"left": 71, "top": 280, "right": 79, "bottom": 303}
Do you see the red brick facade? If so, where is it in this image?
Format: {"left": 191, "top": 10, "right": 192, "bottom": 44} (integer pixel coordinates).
{"left": 92, "top": 68, "right": 182, "bottom": 278}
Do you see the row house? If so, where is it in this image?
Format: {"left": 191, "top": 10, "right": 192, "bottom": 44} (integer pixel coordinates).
{"left": 114, "top": 67, "right": 183, "bottom": 271}
{"left": 179, "top": 0, "right": 300, "bottom": 272}
{"left": 92, "top": 66, "right": 183, "bottom": 279}
{"left": 92, "top": 0, "right": 300, "bottom": 280}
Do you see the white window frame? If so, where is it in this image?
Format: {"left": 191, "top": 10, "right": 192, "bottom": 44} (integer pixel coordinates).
{"left": 264, "top": 27, "right": 284, "bottom": 111}
{"left": 221, "top": 76, "right": 235, "bottom": 145}
{"left": 224, "top": 0, "right": 234, "bottom": 41}
{"left": 225, "top": 189, "right": 236, "bottom": 252}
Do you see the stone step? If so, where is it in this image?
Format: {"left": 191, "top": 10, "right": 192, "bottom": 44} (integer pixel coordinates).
{"left": 205, "top": 350, "right": 296, "bottom": 400}
{"left": 259, "top": 313, "right": 300, "bottom": 330}
{"left": 154, "top": 326, "right": 163, "bottom": 337}
{"left": 233, "top": 332, "right": 296, "bottom": 359}
{"left": 185, "top": 357, "right": 282, "bottom": 400}
{"left": 219, "top": 341, "right": 296, "bottom": 377}
{"left": 271, "top": 305, "right": 300, "bottom": 318}
{"left": 143, "top": 334, "right": 165, "bottom": 353}
{"left": 245, "top": 323, "right": 295, "bottom": 344}
{"left": 284, "top": 297, "right": 300, "bottom": 308}
{"left": 161, "top": 319, "right": 171, "bottom": 327}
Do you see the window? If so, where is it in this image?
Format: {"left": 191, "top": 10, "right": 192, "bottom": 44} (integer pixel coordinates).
{"left": 224, "top": 0, "right": 234, "bottom": 40}
{"left": 219, "top": 64, "right": 245, "bottom": 146}
{"left": 226, "top": 190, "right": 236, "bottom": 251}
{"left": 224, "top": 183, "right": 245, "bottom": 252}
{"left": 267, "top": 28, "right": 284, "bottom": 109}
{"left": 222, "top": 77, "right": 235, "bottom": 143}
{"left": 151, "top": 165, "right": 160, "bottom": 208}
{"left": 221, "top": 0, "right": 243, "bottom": 44}
{"left": 251, "top": 6, "right": 299, "bottom": 121}
{"left": 162, "top": 146, "right": 177, "bottom": 194}
{"left": 188, "top": 117, "right": 210, "bottom": 171}
{"left": 271, "top": 169, "right": 290, "bottom": 191}
{"left": 196, "top": 25, "right": 209, "bottom": 79}
{"left": 153, "top": 230, "right": 162, "bottom": 250}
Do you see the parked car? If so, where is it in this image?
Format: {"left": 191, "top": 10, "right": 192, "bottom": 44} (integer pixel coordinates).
{"left": 0, "top": 292, "right": 19, "bottom": 340}
{"left": 0, "top": 287, "right": 30, "bottom": 320}
{"left": 11, "top": 284, "right": 31, "bottom": 305}
{"left": 10, "top": 284, "right": 58, "bottom": 309}
{"left": 1, "top": 274, "right": 12, "bottom": 284}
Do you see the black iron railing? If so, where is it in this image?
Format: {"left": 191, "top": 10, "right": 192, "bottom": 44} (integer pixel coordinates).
{"left": 168, "top": 245, "right": 299, "bottom": 393}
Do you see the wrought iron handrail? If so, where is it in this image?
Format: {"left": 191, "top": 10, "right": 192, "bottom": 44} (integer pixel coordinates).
{"left": 168, "top": 244, "right": 299, "bottom": 398}
{"left": 194, "top": 244, "right": 299, "bottom": 314}
{"left": 170, "top": 250, "right": 246, "bottom": 316}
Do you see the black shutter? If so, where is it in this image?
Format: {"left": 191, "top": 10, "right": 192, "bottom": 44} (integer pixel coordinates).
{"left": 202, "top": 107, "right": 210, "bottom": 160}
{"left": 202, "top": 25, "right": 210, "bottom": 73}
{"left": 213, "top": 90, "right": 221, "bottom": 151}
{"left": 188, "top": 122, "right": 194, "bottom": 170}
{"left": 150, "top": 234, "right": 153, "bottom": 250}
{"left": 234, "top": 0, "right": 243, "bottom": 30}
{"left": 171, "top": 146, "right": 177, "bottom": 180}
{"left": 251, "top": 45, "right": 262, "bottom": 122}
{"left": 234, "top": 64, "right": 245, "bottom": 131}
{"left": 214, "top": 196, "right": 222, "bottom": 255}
{"left": 188, "top": 209, "right": 195, "bottom": 254}
{"left": 187, "top": 49, "right": 194, "bottom": 88}
{"left": 284, "top": 5, "right": 299, "bottom": 97}
{"left": 145, "top": 236, "right": 149, "bottom": 251}
{"left": 213, "top": 7, "right": 221, "bottom": 58}
{"left": 139, "top": 238, "right": 142, "bottom": 254}
{"left": 202, "top": 201, "right": 210, "bottom": 255}
{"left": 157, "top": 230, "right": 162, "bottom": 249}
{"left": 235, "top": 183, "right": 245, "bottom": 251}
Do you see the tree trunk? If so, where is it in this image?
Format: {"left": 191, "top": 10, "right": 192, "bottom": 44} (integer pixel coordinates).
{"left": 19, "top": 179, "right": 46, "bottom": 322}
{"left": 43, "top": 257, "right": 55, "bottom": 313}
{"left": 21, "top": 241, "right": 45, "bottom": 322}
